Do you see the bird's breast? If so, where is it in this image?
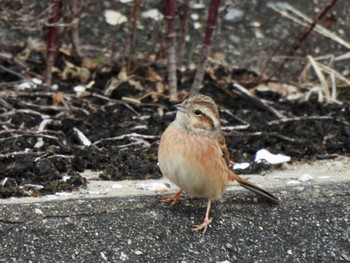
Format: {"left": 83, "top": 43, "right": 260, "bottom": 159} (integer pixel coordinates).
{"left": 158, "top": 122, "right": 229, "bottom": 199}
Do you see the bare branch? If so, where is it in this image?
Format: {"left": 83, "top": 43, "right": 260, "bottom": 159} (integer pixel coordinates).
{"left": 43, "top": 0, "right": 62, "bottom": 93}
{"left": 165, "top": 0, "right": 178, "bottom": 101}
{"left": 191, "top": 0, "right": 221, "bottom": 95}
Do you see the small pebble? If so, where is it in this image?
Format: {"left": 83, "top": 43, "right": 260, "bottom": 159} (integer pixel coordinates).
{"left": 298, "top": 174, "right": 313, "bottom": 182}
{"left": 34, "top": 208, "right": 43, "bottom": 215}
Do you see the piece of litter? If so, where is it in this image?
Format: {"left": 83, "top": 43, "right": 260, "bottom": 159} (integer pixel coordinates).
{"left": 73, "top": 85, "right": 86, "bottom": 93}
{"left": 104, "top": 10, "right": 127, "bottom": 25}
{"left": 34, "top": 138, "right": 44, "bottom": 149}
{"left": 298, "top": 174, "right": 313, "bottom": 182}
{"left": 255, "top": 149, "right": 291, "bottom": 164}
{"left": 2, "top": 178, "right": 8, "bottom": 187}
{"left": 51, "top": 84, "right": 59, "bottom": 91}
{"left": 141, "top": 9, "right": 164, "bottom": 21}
{"left": 135, "top": 182, "right": 168, "bottom": 191}
{"left": 112, "top": 184, "right": 123, "bottom": 189}
{"left": 16, "top": 81, "right": 33, "bottom": 90}
{"left": 287, "top": 180, "right": 300, "bottom": 185}
{"left": 32, "top": 78, "right": 42, "bottom": 85}
{"left": 62, "top": 176, "right": 71, "bottom": 182}
{"left": 73, "top": 127, "right": 92, "bottom": 146}
{"left": 224, "top": 7, "right": 244, "bottom": 22}
{"left": 232, "top": 162, "right": 250, "bottom": 170}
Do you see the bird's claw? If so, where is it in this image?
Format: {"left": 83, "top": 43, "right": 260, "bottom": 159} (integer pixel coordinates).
{"left": 192, "top": 217, "right": 212, "bottom": 233}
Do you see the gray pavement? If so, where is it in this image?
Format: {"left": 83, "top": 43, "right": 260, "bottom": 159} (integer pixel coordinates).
{"left": 0, "top": 160, "right": 350, "bottom": 263}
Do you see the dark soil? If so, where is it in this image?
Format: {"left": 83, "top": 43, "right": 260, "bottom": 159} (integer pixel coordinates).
{"left": 1, "top": 59, "right": 350, "bottom": 198}
{"left": 1, "top": 1, "right": 350, "bottom": 198}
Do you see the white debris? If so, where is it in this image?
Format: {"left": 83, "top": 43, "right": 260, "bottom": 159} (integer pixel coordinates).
{"left": 287, "top": 174, "right": 314, "bottom": 185}
{"left": 2, "top": 178, "right": 8, "bottom": 187}
{"left": 120, "top": 0, "right": 134, "bottom": 3}
{"left": 141, "top": 9, "right": 164, "bottom": 21}
{"left": 34, "top": 138, "right": 44, "bottom": 148}
{"left": 100, "top": 251, "right": 108, "bottom": 262}
{"left": 34, "top": 208, "right": 44, "bottom": 215}
{"left": 134, "top": 250, "right": 143, "bottom": 255}
{"left": 73, "top": 127, "right": 92, "bottom": 146}
{"left": 224, "top": 8, "right": 244, "bottom": 22}
{"left": 16, "top": 78, "right": 43, "bottom": 90}
{"left": 255, "top": 149, "right": 291, "bottom": 164}
{"left": 104, "top": 10, "right": 127, "bottom": 25}
{"left": 191, "top": 14, "right": 199, "bottom": 20}
{"left": 232, "top": 162, "right": 250, "bottom": 170}
{"left": 16, "top": 81, "right": 33, "bottom": 90}
{"left": 32, "top": 78, "right": 42, "bottom": 85}
{"left": 267, "top": 2, "right": 291, "bottom": 12}
{"left": 190, "top": 2, "right": 205, "bottom": 9}
{"left": 135, "top": 182, "right": 168, "bottom": 192}
{"left": 62, "top": 176, "right": 71, "bottom": 182}
{"left": 298, "top": 174, "right": 313, "bottom": 182}
{"left": 194, "top": 22, "right": 201, "bottom": 29}
{"left": 51, "top": 83, "right": 59, "bottom": 91}
{"left": 73, "top": 85, "right": 86, "bottom": 93}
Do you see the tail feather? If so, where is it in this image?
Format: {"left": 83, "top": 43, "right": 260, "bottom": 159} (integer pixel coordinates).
{"left": 238, "top": 181, "right": 279, "bottom": 204}
{"left": 229, "top": 171, "right": 279, "bottom": 204}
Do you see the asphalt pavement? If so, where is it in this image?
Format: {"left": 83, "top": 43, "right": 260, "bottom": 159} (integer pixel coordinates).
{"left": 0, "top": 160, "right": 349, "bottom": 263}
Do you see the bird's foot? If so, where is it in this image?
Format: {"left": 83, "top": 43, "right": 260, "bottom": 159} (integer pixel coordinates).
{"left": 192, "top": 217, "right": 212, "bottom": 233}
{"left": 161, "top": 190, "right": 184, "bottom": 206}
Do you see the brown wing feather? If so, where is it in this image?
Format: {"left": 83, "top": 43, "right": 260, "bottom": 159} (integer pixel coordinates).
{"left": 217, "top": 135, "right": 230, "bottom": 166}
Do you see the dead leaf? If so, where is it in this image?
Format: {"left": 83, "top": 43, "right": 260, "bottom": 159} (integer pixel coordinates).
{"left": 52, "top": 92, "right": 64, "bottom": 105}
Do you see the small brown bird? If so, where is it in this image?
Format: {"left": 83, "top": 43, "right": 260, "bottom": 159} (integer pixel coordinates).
{"left": 158, "top": 94, "right": 279, "bottom": 233}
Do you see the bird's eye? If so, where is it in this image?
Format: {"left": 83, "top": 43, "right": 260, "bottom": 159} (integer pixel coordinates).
{"left": 194, "top": 110, "right": 202, "bottom": 116}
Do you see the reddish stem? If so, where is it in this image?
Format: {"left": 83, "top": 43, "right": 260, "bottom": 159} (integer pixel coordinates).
{"left": 44, "top": 0, "right": 62, "bottom": 92}
{"left": 127, "top": 0, "right": 141, "bottom": 72}
{"left": 272, "top": 0, "right": 338, "bottom": 78}
{"left": 165, "top": 0, "right": 178, "bottom": 101}
{"left": 191, "top": 0, "right": 221, "bottom": 95}
{"left": 177, "top": 0, "right": 189, "bottom": 68}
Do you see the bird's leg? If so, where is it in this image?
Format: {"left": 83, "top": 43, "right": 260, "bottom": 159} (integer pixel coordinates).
{"left": 192, "top": 199, "right": 212, "bottom": 233}
{"left": 162, "top": 189, "right": 184, "bottom": 205}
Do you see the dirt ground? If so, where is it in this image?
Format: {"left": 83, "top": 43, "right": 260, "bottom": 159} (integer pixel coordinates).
{"left": 1, "top": 0, "right": 350, "bottom": 198}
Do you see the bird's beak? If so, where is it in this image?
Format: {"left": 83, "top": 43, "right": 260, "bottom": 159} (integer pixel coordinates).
{"left": 173, "top": 102, "right": 186, "bottom": 112}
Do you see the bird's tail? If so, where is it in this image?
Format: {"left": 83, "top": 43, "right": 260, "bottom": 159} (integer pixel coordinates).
{"left": 229, "top": 171, "right": 279, "bottom": 204}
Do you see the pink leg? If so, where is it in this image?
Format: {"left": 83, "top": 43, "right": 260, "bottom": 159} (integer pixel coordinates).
{"left": 192, "top": 199, "right": 212, "bottom": 233}
{"left": 161, "top": 189, "right": 184, "bottom": 205}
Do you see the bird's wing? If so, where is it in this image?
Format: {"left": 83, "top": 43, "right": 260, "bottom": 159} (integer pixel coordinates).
{"left": 217, "top": 135, "right": 230, "bottom": 166}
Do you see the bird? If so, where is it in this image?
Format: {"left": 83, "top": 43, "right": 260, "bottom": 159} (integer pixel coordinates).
{"left": 158, "top": 94, "right": 279, "bottom": 233}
